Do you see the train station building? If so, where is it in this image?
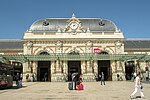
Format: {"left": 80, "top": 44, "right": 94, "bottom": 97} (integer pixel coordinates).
{"left": 0, "top": 15, "right": 150, "bottom": 82}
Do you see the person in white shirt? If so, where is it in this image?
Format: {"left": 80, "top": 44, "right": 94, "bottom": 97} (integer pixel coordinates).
{"left": 130, "top": 72, "right": 145, "bottom": 99}
{"left": 133, "top": 72, "right": 136, "bottom": 80}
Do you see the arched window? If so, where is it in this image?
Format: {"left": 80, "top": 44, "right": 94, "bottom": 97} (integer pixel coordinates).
{"left": 69, "top": 51, "right": 79, "bottom": 55}
{"left": 68, "top": 50, "right": 79, "bottom": 55}
{"left": 39, "top": 52, "right": 49, "bottom": 55}
{"left": 99, "top": 51, "right": 108, "bottom": 54}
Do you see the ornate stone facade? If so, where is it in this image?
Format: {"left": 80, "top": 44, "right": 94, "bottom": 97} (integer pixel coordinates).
{"left": 23, "top": 15, "right": 125, "bottom": 82}
{"left": 0, "top": 15, "right": 150, "bottom": 82}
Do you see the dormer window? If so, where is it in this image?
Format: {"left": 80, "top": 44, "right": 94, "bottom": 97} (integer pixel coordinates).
{"left": 98, "top": 20, "right": 105, "bottom": 26}
{"left": 43, "top": 21, "right": 49, "bottom": 26}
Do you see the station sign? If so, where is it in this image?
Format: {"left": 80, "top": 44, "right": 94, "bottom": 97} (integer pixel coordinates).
{"left": 94, "top": 48, "right": 101, "bottom": 54}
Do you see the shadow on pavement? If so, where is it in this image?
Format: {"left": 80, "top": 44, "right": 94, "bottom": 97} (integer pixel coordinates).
{"left": 0, "top": 86, "right": 27, "bottom": 90}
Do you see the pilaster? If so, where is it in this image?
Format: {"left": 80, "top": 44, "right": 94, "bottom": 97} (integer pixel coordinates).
{"left": 51, "top": 60, "right": 66, "bottom": 82}
{"left": 113, "top": 61, "right": 126, "bottom": 81}
{"left": 82, "top": 60, "right": 96, "bottom": 82}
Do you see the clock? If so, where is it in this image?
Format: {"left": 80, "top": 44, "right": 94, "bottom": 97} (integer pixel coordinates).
{"left": 70, "top": 21, "right": 78, "bottom": 30}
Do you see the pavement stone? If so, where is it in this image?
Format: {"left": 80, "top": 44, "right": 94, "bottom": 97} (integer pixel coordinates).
{"left": 0, "top": 81, "right": 150, "bottom": 100}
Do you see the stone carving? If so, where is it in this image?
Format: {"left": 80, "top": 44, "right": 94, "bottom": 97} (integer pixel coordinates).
{"left": 56, "top": 41, "right": 63, "bottom": 49}
{"left": 86, "top": 41, "right": 93, "bottom": 47}
{"left": 115, "top": 41, "right": 122, "bottom": 49}
{"left": 26, "top": 41, "right": 33, "bottom": 49}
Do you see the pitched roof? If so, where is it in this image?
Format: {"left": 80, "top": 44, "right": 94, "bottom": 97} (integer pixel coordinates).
{"left": 0, "top": 40, "right": 23, "bottom": 50}
{"left": 124, "top": 39, "right": 150, "bottom": 51}
{"left": 0, "top": 39, "right": 150, "bottom": 52}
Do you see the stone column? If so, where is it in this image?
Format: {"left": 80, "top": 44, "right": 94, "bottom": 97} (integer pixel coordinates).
{"left": 81, "top": 61, "right": 86, "bottom": 74}
{"left": 86, "top": 41, "right": 93, "bottom": 73}
{"left": 62, "top": 61, "right": 67, "bottom": 81}
{"left": 51, "top": 40, "right": 65, "bottom": 82}
{"left": 23, "top": 41, "right": 33, "bottom": 81}
{"left": 93, "top": 61, "right": 98, "bottom": 74}
{"left": 82, "top": 41, "right": 95, "bottom": 82}
{"left": 111, "top": 61, "right": 117, "bottom": 81}
{"left": 116, "top": 61, "right": 126, "bottom": 81}
{"left": 113, "top": 41, "right": 125, "bottom": 81}
{"left": 22, "top": 61, "right": 32, "bottom": 82}
{"left": 32, "top": 61, "right": 37, "bottom": 81}
{"left": 56, "top": 59, "right": 61, "bottom": 73}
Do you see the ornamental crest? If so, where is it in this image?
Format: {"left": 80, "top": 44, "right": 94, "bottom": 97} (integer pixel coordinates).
{"left": 63, "top": 14, "right": 86, "bottom": 34}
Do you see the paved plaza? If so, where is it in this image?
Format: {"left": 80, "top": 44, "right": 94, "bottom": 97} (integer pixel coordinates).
{"left": 0, "top": 81, "right": 150, "bottom": 100}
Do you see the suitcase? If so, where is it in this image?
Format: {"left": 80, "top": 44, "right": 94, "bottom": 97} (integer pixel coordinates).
{"left": 76, "top": 83, "right": 84, "bottom": 90}
{"left": 68, "top": 82, "right": 73, "bottom": 90}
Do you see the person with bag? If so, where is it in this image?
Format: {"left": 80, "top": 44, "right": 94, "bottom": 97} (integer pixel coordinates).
{"left": 130, "top": 72, "right": 145, "bottom": 99}
{"left": 76, "top": 78, "right": 84, "bottom": 90}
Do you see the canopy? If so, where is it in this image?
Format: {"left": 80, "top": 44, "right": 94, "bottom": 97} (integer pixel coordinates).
{"left": 0, "top": 54, "right": 150, "bottom": 63}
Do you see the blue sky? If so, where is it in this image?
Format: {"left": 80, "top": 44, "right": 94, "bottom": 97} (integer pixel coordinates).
{"left": 0, "top": 0, "right": 150, "bottom": 39}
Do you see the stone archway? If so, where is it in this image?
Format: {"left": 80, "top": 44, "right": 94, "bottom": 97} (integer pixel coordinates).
{"left": 37, "top": 52, "right": 51, "bottom": 82}
{"left": 67, "top": 50, "right": 81, "bottom": 81}
{"left": 98, "top": 51, "right": 111, "bottom": 81}
{"left": 125, "top": 61, "right": 135, "bottom": 80}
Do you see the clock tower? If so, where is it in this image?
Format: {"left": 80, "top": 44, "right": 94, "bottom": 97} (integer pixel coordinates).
{"left": 63, "top": 14, "right": 86, "bottom": 34}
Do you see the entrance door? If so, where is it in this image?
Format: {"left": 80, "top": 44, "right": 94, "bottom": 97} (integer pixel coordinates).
{"left": 12, "top": 62, "right": 23, "bottom": 81}
{"left": 125, "top": 61, "right": 135, "bottom": 80}
{"left": 98, "top": 60, "right": 111, "bottom": 81}
{"left": 68, "top": 61, "right": 81, "bottom": 81}
{"left": 37, "top": 61, "right": 51, "bottom": 82}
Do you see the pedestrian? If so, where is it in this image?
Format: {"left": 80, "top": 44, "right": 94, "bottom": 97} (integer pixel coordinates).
{"left": 94, "top": 73, "right": 98, "bottom": 82}
{"left": 100, "top": 72, "right": 105, "bottom": 85}
{"left": 117, "top": 74, "right": 120, "bottom": 81}
{"left": 20, "top": 73, "right": 23, "bottom": 87}
{"left": 133, "top": 72, "right": 137, "bottom": 80}
{"left": 76, "top": 78, "right": 84, "bottom": 90}
{"left": 15, "top": 73, "right": 20, "bottom": 87}
{"left": 74, "top": 73, "right": 80, "bottom": 90}
{"left": 44, "top": 73, "right": 47, "bottom": 82}
{"left": 26, "top": 74, "right": 29, "bottom": 82}
{"left": 32, "top": 73, "right": 35, "bottom": 82}
{"left": 98, "top": 74, "right": 101, "bottom": 81}
{"left": 130, "top": 72, "right": 145, "bottom": 99}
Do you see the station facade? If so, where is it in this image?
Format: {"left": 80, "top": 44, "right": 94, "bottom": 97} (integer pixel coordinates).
{"left": 0, "top": 15, "right": 150, "bottom": 82}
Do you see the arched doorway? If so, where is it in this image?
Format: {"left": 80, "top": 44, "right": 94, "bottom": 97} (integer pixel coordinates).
{"left": 68, "top": 51, "right": 81, "bottom": 81}
{"left": 98, "top": 51, "right": 111, "bottom": 81}
{"left": 12, "top": 62, "right": 23, "bottom": 81}
{"left": 125, "top": 61, "right": 135, "bottom": 80}
{"left": 37, "top": 52, "right": 51, "bottom": 82}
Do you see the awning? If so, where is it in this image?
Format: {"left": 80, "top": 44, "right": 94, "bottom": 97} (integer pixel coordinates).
{"left": 0, "top": 54, "right": 150, "bottom": 63}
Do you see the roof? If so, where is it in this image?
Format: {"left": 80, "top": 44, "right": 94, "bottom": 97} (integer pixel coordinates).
{"left": 28, "top": 18, "right": 117, "bottom": 32}
{"left": 124, "top": 39, "right": 150, "bottom": 51}
{"left": 0, "top": 39, "right": 150, "bottom": 52}
{"left": 0, "top": 40, "right": 24, "bottom": 50}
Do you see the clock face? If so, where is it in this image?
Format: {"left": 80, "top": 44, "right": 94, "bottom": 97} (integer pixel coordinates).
{"left": 70, "top": 21, "right": 78, "bottom": 29}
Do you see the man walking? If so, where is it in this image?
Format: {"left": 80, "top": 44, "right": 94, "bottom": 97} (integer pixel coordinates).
{"left": 130, "top": 72, "right": 145, "bottom": 99}
{"left": 101, "top": 72, "right": 105, "bottom": 85}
